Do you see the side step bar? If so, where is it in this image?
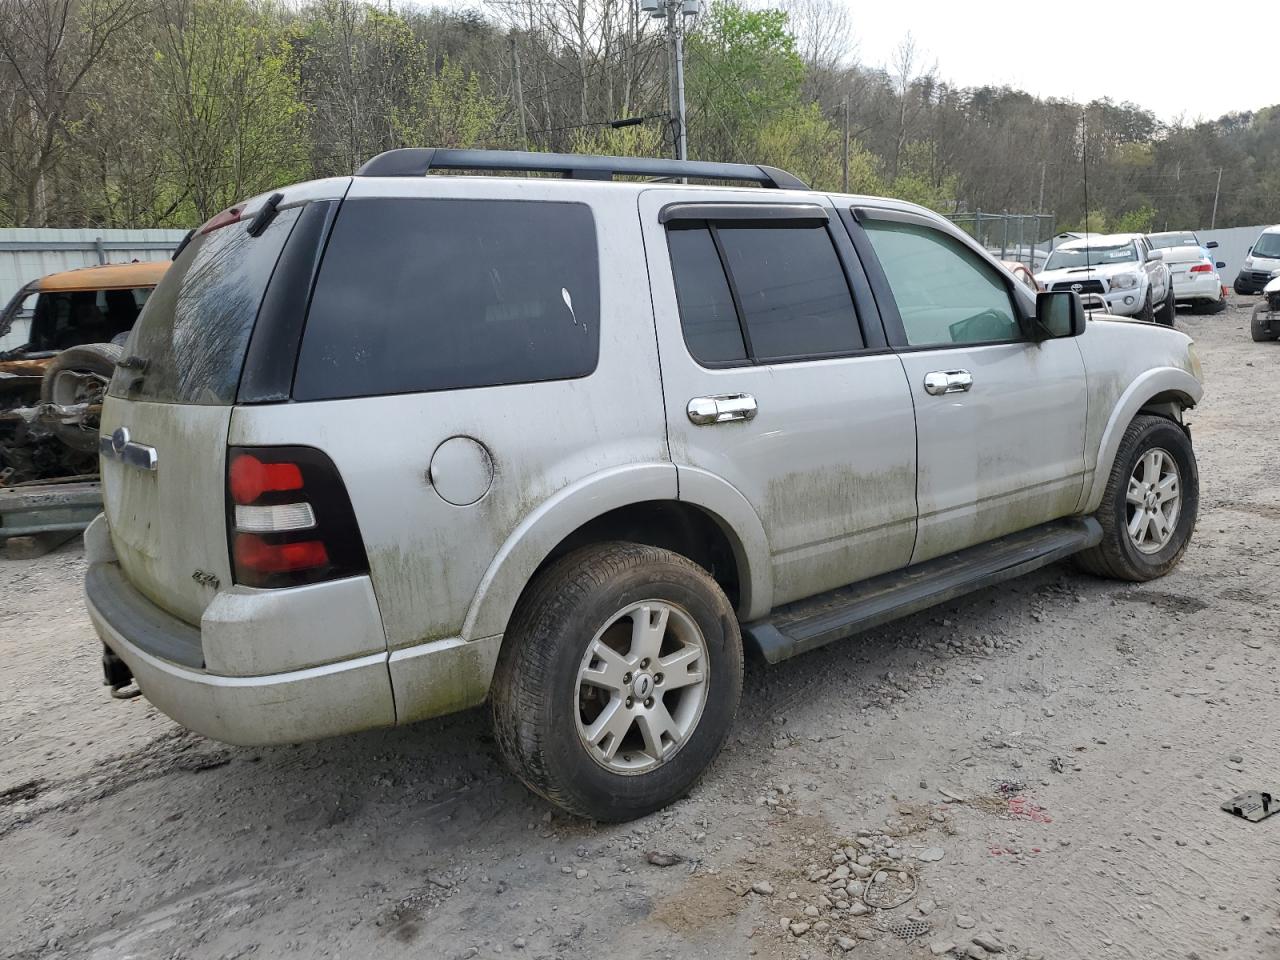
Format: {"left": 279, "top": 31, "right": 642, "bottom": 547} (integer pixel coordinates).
{"left": 744, "top": 517, "right": 1102, "bottom": 664}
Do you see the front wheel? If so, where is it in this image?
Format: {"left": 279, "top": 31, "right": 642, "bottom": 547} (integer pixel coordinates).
{"left": 491, "top": 542, "right": 743, "bottom": 821}
{"left": 1251, "top": 302, "right": 1278, "bottom": 341}
{"left": 1136, "top": 289, "right": 1155, "bottom": 323}
{"left": 1155, "top": 286, "right": 1176, "bottom": 325}
{"left": 1076, "top": 415, "right": 1198, "bottom": 582}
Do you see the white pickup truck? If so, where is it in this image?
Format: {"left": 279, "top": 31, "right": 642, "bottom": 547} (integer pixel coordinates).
{"left": 1037, "top": 233, "right": 1174, "bottom": 324}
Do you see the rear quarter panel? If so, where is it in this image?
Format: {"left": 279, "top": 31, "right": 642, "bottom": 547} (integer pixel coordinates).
{"left": 231, "top": 178, "right": 672, "bottom": 651}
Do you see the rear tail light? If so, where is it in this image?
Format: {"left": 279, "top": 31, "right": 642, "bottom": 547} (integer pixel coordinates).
{"left": 226, "top": 446, "right": 367, "bottom": 589}
{"left": 1190, "top": 263, "right": 1212, "bottom": 274}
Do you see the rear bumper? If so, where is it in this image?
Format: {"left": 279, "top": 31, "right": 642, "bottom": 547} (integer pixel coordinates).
{"left": 88, "top": 585, "right": 396, "bottom": 745}
{"left": 83, "top": 513, "right": 501, "bottom": 744}
{"left": 1172, "top": 274, "right": 1222, "bottom": 301}
{"left": 84, "top": 513, "right": 396, "bottom": 745}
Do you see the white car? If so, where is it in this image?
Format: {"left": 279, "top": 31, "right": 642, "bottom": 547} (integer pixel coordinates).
{"left": 1160, "top": 244, "right": 1227, "bottom": 313}
{"left": 1037, "top": 233, "right": 1175, "bottom": 324}
{"left": 1147, "top": 230, "right": 1219, "bottom": 258}
{"left": 1234, "top": 225, "right": 1280, "bottom": 295}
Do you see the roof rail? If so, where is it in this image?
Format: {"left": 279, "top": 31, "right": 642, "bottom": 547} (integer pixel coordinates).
{"left": 355, "top": 148, "right": 809, "bottom": 190}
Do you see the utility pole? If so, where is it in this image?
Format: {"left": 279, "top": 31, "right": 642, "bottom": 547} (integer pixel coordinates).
{"left": 669, "top": 2, "right": 689, "bottom": 161}
{"left": 509, "top": 34, "right": 528, "bottom": 151}
{"left": 647, "top": 0, "right": 696, "bottom": 160}
{"left": 842, "top": 98, "right": 850, "bottom": 192}
{"left": 1037, "top": 160, "right": 1046, "bottom": 214}
{"left": 1210, "top": 167, "right": 1223, "bottom": 230}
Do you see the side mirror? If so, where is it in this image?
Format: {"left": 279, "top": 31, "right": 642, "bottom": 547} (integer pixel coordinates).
{"left": 1216, "top": 261, "right": 1227, "bottom": 269}
{"left": 1206, "top": 240, "right": 1219, "bottom": 249}
{"left": 1036, "top": 291, "right": 1086, "bottom": 339}
{"left": 1146, "top": 248, "right": 1164, "bottom": 262}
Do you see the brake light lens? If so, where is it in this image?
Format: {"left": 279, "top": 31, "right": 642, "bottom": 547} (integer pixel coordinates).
{"left": 1190, "top": 263, "right": 1212, "bottom": 274}
{"left": 229, "top": 454, "right": 303, "bottom": 504}
{"left": 234, "top": 534, "right": 329, "bottom": 574}
{"left": 226, "top": 447, "right": 367, "bottom": 589}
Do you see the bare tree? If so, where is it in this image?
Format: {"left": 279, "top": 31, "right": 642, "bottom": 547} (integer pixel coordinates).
{"left": 0, "top": 0, "right": 150, "bottom": 225}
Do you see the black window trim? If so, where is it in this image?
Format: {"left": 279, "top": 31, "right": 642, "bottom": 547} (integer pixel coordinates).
{"left": 665, "top": 210, "right": 889, "bottom": 368}
{"left": 239, "top": 199, "right": 341, "bottom": 404}
{"left": 660, "top": 201, "right": 829, "bottom": 225}
{"left": 843, "top": 205, "right": 1034, "bottom": 353}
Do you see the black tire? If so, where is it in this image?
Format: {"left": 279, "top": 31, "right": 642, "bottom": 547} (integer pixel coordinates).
{"left": 1136, "top": 289, "right": 1154, "bottom": 323}
{"left": 1155, "top": 285, "right": 1176, "bottom": 325}
{"left": 1076, "top": 415, "right": 1198, "bottom": 582}
{"left": 1251, "top": 303, "right": 1278, "bottom": 342}
{"left": 1233, "top": 279, "right": 1247, "bottom": 296}
{"left": 1206, "top": 295, "right": 1227, "bottom": 315}
{"left": 39, "top": 342, "right": 122, "bottom": 452}
{"left": 491, "top": 542, "right": 743, "bottom": 821}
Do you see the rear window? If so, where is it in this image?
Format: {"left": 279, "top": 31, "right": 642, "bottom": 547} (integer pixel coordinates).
{"left": 292, "top": 198, "right": 600, "bottom": 401}
{"left": 110, "top": 207, "right": 301, "bottom": 404}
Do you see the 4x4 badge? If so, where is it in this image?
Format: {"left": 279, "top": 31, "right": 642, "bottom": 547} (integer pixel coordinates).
{"left": 191, "top": 570, "right": 220, "bottom": 589}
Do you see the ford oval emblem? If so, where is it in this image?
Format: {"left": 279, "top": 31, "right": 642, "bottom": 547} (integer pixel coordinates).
{"left": 111, "top": 426, "right": 130, "bottom": 454}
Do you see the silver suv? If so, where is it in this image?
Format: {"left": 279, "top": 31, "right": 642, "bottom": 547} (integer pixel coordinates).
{"left": 86, "top": 149, "right": 1204, "bottom": 821}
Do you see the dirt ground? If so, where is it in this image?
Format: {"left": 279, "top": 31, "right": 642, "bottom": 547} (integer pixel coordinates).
{"left": 3, "top": 300, "right": 1278, "bottom": 960}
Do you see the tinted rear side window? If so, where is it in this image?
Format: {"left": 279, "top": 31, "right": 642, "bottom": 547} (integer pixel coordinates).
{"left": 718, "top": 224, "right": 861, "bottom": 361}
{"left": 293, "top": 198, "right": 600, "bottom": 401}
{"left": 110, "top": 207, "right": 301, "bottom": 404}
{"left": 667, "top": 225, "right": 746, "bottom": 364}
{"left": 667, "top": 221, "right": 861, "bottom": 366}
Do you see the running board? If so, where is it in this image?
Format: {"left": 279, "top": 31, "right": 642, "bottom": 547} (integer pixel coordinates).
{"left": 744, "top": 517, "right": 1102, "bottom": 664}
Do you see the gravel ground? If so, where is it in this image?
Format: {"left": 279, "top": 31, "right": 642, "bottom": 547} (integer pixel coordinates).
{"left": 2, "top": 301, "right": 1278, "bottom": 960}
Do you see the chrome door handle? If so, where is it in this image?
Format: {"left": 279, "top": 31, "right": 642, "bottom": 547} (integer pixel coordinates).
{"left": 687, "top": 393, "right": 758, "bottom": 425}
{"left": 923, "top": 370, "right": 973, "bottom": 396}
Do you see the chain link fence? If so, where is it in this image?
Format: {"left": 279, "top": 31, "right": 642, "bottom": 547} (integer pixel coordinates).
{"left": 948, "top": 213, "right": 1056, "bottom": 270}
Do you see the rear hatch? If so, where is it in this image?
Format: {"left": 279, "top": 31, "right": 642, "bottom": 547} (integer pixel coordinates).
{"left": 1162, "top": 245, "right": 1211, "bottom": 288}
{"left": 100, "top": 182, "right": 345, "bottom": 625}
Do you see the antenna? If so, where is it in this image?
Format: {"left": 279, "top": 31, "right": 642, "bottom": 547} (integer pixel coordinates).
{"left": 1081, "top": 107, "right": 1093, "bottom": 311}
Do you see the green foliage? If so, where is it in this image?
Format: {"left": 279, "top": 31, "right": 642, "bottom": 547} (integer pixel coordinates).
{"left": 151, "top": 0, "right": 309, "bottom": 221}
{"left": 570, "top": 123, "right": 666, "bottom": 160}
{"left": 392, "top": 59, "right": 502, "bottom": 149}
{"left": 1, "top": 0, "right": 1277, "bottom": 231}
{"left": 685, "top": 1, "right": 807, "bottom": 163}
{"left": 1110, "top": 204, "right": 1156, "bottom": 234}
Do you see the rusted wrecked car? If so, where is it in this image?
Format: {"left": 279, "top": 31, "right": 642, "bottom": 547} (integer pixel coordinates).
{"left": 0, "top": 261, "right": 169, "bottom": 484}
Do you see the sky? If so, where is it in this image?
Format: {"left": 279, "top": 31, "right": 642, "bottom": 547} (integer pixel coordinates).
{"left": 844, "top": 0, "right": 1272, "bottom": 123}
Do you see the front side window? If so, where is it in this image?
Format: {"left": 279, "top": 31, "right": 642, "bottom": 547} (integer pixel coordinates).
{"left": 864, "top": 220, "right": 1020, "bottom": 347}
{"left": 667, "top": 220, "right": 861, "bottom": 365}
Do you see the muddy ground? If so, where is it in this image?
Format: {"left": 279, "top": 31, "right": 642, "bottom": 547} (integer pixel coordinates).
{"left": 3, "top": 301, "right": 1278, "bottom": 960}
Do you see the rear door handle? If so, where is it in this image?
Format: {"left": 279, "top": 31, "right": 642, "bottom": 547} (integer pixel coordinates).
{"left": 687, "top": 393, "right": 758, "bottom": 425}
{"left": 923, "top": 370, "right": 973, "bottom": 396}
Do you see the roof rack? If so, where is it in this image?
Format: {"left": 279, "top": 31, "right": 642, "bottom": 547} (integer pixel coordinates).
{"left": 355, "top": 148, "right": 809, "bottom": 190}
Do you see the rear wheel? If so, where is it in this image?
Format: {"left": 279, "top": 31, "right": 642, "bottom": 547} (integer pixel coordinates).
{"left": 491, "top": 542, "right": 743, "bottom": 821}
{"left": 1076, "top": 415, "right": 1198, "bottom": 582}
{"left": 1251, "top": 302, "right": 1278, "bottom": 341}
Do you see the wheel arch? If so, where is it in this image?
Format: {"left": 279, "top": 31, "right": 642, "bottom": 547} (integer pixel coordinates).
{"left": 461, "top": 464, "right": 772, "bottom": 645}
{"left": 1080, "top": 367, "right": 1202, "bottom": 514}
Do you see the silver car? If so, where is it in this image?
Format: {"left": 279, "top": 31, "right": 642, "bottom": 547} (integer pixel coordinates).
{"left": 87, "top": 149, "right": 1205, "bottom": 821}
